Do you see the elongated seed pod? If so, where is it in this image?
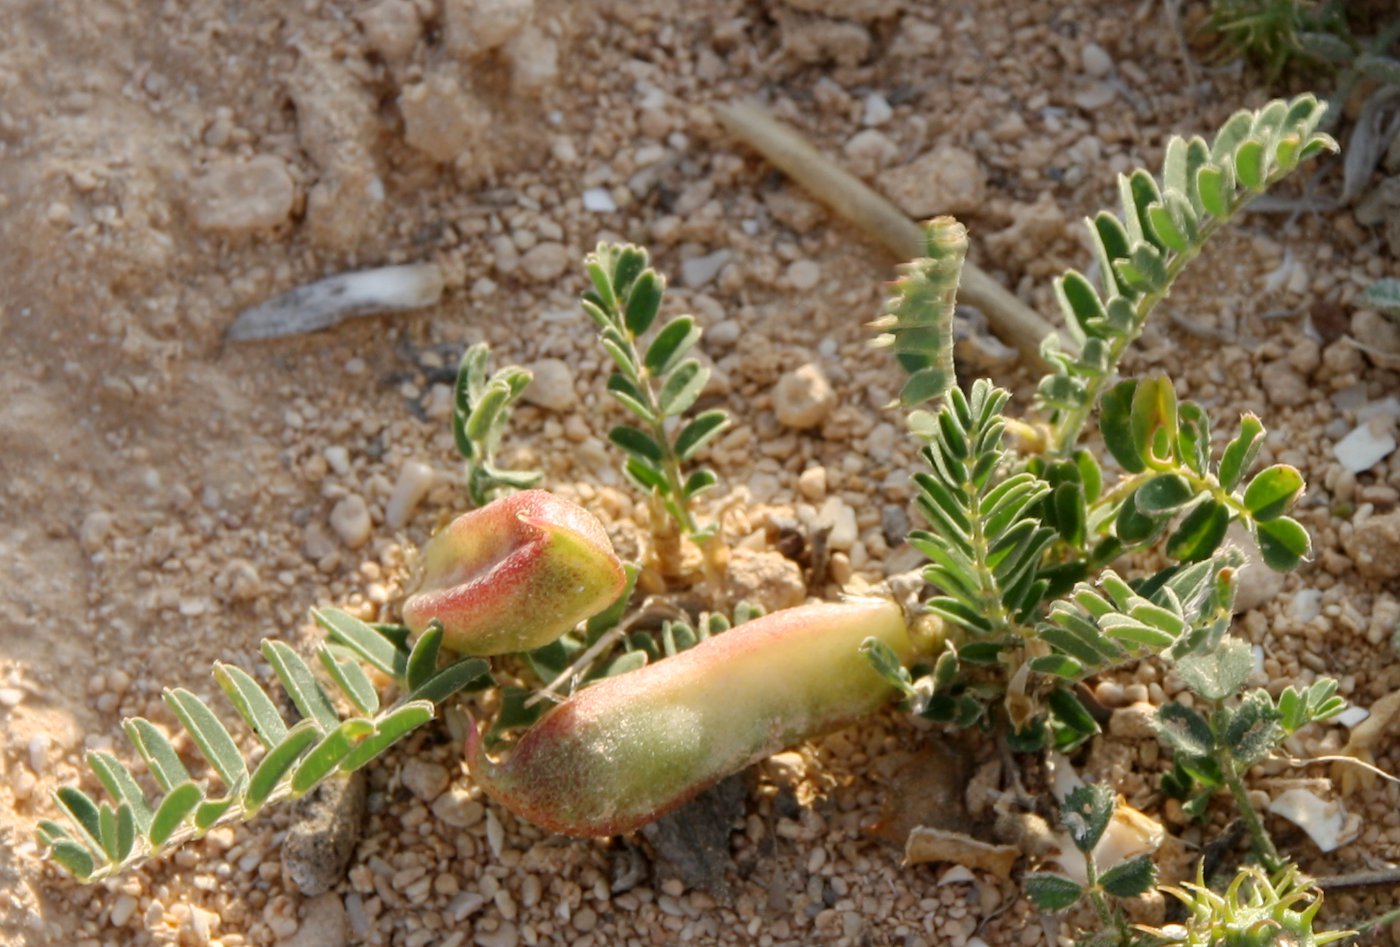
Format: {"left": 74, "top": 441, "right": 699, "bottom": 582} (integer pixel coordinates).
{"left": 466, "top": 598, "right": 912, "bottom": 836}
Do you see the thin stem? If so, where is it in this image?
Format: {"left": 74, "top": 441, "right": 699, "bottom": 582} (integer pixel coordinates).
{"left": 1082, "top": 855, "right": 1116, "bottom": 930}
{"left": 1217, "top": 739, "right": 1283, "bottom": 871}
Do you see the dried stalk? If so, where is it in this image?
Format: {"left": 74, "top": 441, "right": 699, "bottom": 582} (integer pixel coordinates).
{"left": 714, "top": 100, "right": 1066, "bottom": 365}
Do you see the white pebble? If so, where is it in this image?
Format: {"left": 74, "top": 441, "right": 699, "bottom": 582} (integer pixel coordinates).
{"left": 486, "top": 807, "right": 505, "bottom": 858}
{"left": 401, "top": 758, "right": 450, "bottom": 802}
{"left": 110, "top": 894, "right": 138, "bottom": 927}
{"left": 1081, "top": 42, "right": 1113, "bottom": 77}
{"left": 324, "top": 446, "right": 351, "bottom": 476}
{"left": 680, "top": 250, "right": 731, "bottom": 289}
{"left": 786, "top": 259, "right": 821, "bottom": 290}
{"left": 330, "top": 494, "right": 373, "bottom": 549}
{"left": 582, "top": 187, "right": 616, "bottom": 212}
{"left": 523, "top": 359, "right": 576, "bottom": 412}
{"left": 1334, "top": 421, "right": 1397, "bottom": 473}
{"left": 818, "top": 497, "right": 859, "bottom": 551}
{"left": 862, "top": 92, "right": 893, "bottom": 126}
{"left": 385, "top": 460, "right": 438, "bottom": 529}
{"left": 28, "top": 734, "right": 50, "bottom": 774}
{"left": 0, "top": 688, "right": 23, "bottom": 707}
{"left": 519, "top": 242, "right": 571, "bottom": 283}
{"left": 773, "top": 363, "right": 836, "bottom": 429}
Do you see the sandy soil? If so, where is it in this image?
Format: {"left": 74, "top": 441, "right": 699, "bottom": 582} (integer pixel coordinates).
{"left": 2, "top": 0, "right": 1398, "bottom": 945}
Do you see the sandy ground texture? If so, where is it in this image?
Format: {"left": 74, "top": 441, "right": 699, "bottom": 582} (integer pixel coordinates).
{"left": 3, "top": 0, "right": 1400, "bottom": 944}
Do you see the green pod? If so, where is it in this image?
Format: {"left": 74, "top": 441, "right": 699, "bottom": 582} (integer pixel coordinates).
{"left": 402, "top": 490, "right": 627, "bottom": 655}
{"left": 466, "top": 598, "right": 913, "bottom": 836}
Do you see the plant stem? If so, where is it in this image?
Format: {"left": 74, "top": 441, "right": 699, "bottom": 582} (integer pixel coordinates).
{"left": 1082, "top": 855, "right": 1116, "bottom": 931}
{"left": 1218, "top": 746, "right": 1283, "bottom": 872}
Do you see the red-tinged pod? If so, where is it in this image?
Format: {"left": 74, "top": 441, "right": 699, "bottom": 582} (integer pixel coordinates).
{"left": 402, "top": 490, "right": 627, "bottom": 655}
{"left": 466, "top": 598, "right": 913, "bottom": 836}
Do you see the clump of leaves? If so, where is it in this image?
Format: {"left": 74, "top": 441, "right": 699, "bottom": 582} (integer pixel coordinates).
{"left": 1156, "top": 638, "right": 1346, "bottom": 869}
{"left": 1024, "top": 784, "right": 1158, "bottom": 946}
{"left": 450, "top": 341, "right": 542, "bottom": 507}
{"left": 1141, "top": 862, "right": 1352, "bottom": 947}
{"left": 581, "top": 244, "right": 731, "bottom": 583}
{"left": 865, "top": 96, "right": 1334, "bottom": 753}
{"left": 1201, "top": 0, "right": 1353, "bottom": 78}
{"left": 37, "top": 610, "right": 489, "bottom": 881}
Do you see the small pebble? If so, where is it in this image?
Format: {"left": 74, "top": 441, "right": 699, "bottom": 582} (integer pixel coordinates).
{"left": 330, "top": 494, "right": 373, "bottom": 549}
{"left": 385, "top": 460, "right": 438, "bottom": 529}
{"left": 1080, "top": 42, "right": 1113, "bottom": 77}
{"left": 861, "top": 92, "right": 893, "bottom": 126}
{"left": 401, "top": 758, "right": 450, "bottom": 802}
{"left": 1334, "top": 421, "right": 1397, "bottom": 473}
{"left": 582, "top": 187, "right": 616, "bottom": 212}
{"left": 187, "top": 155, "right": 295, "bottom": 232}
{"left": 817, "top": 496, "right": 858, "bottom": 551}
{"left": 433, "top": 788, "right": 485, "bottom": 828}
{"left": 523, "top": 358, "right": 576, "bottom": 412}
{"left": 681, "top": 249, "right": 731, "bottom": 288}
{"left": 797, "top": 466, "right": 827, "bottom": 501}
{"left": 1074, "top": 81, "right": 1116, "bottom": 110}
{"left": 786, "top": 259, "right": 821, "bottom": 291}
{"left": 519, "top": 242, "right": 571, "bottom": 283}
{"left": 324, "top": 446, "right": 351, "bottom": 476}
{"left": 773, "top": 363, "right": 836, "bottom": 429}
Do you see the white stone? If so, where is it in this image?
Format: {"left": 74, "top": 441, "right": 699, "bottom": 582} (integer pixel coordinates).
{"left": 399, "top": 72, "right": 489, "bottom": 163}
{"left": 879, "top": 145, "right": 987, "bottom": 217}
{"left": 1289, "top": 588, "right": 1322, "bottom": 622}
{"left": 1336, "top": 705, "right": 1371, "bottom": 728}
{"left": 842, "top": 129, "right": 898, "bottom": 175}
{"left": 519, "top": 241, "right": 570, "bottom": 283}
{"left": 1074, "top": 81, "right": 1117, "bottom": 110}
{"left": 1334, "top": 421, "right": 1397, "bottom": 473}
{"left": 786, "top": 259, "right": 821, "bottom": 290}
{"left": 797, "top": 465, "right": 828, "bottom": 501}
{"left": 862, "top": 92, "right": 893, "bottom": 127}
{"left": 324, "top": 446, "right": 351, "bottom": 476}
{"left": 523, "top": 358, "right": 576, "bottom": 412}
{"left": 1081, "top": 42, "right": 1113, "bottom": 77}
{"left": 444, "top": 0, "right": 533, "bottom": 56}
{"left": 280, "top": 893, "right": 349, "bottom": 947}
{"left": 504, "top": 24, "right": 558, "bottom": 92}
{"left": 357, "top": 0, "right": 422, "bottom": 62}
{"left": 680, "top": 249, "right": 730, "bottom": 288}
{"left": 401, "top": 758, "right": 450, "bottom": 802}
{"left": 582, "top": 187, "right": 616, "bottom": 212}
{"left": 773, "top": 363, "right": 835, "bottom": 429}
{"left": 818, "top": 496, "right": 858, "bottom": 551}
{"left": 434, "top": 788, "right": 485, "bottom": 828}
{"left": 329, "top": 494, "right": 373, "bottom": 549}
{"left": 385, "top": 460, "right": 439, "bottom": 529}
{"left": 188, "top": 155, "right": 295, "bottom": 233}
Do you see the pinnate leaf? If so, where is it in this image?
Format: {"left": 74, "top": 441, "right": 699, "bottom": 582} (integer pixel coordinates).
{"left": 163, "top": 688, "right": 248, "bottom": 789}
{"left": 260, "top": 640, "right": 340, "bottom": 733}
{"left": 214, "top": 663, "right": 288, "bottom": 748}
{"left": 315, "top": 608, "right": 406, "bottom": 680}
{"left": 149, "top": 782, "right": 202, "bottom": 847}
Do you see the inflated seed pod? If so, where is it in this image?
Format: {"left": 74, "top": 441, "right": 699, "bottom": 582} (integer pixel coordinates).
{"left": 402, "top": 490, "right": 627, "bottom": 655}
{"left": 465, "top": 597, "right": 913, "bottom": 836}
